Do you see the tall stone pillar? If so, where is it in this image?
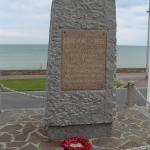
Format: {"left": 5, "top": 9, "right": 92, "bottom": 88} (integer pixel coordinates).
{"left": 46, "top": 0, "right": 116, "bottom": 140}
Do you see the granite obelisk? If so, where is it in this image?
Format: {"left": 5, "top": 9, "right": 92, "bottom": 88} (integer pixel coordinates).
{"left": 46, "top": 0, "right": 116, "bottom": 139}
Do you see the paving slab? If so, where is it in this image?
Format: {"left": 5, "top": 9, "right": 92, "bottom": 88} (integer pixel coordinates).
{"left": 0, "top": 107, "right": 150, "bottom": 150}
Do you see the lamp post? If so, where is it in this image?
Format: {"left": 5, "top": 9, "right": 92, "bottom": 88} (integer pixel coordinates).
{"left": 147, "top": 0, "right": 150, "bottom": 105}
{"left": 146, "top": 1, "right": 150, "bottom": 79}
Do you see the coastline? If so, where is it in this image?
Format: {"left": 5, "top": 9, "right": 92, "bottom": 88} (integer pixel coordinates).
{"left": 0, "top": 68, "right": 146, "bottom": 76}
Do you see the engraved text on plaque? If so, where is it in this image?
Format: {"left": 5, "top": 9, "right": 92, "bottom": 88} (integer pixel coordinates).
{"left": 62, "top": 30, "right": 106, "bottom": 90}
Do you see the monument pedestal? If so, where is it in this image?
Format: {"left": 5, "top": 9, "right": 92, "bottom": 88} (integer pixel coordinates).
{"left": 48, "top": 124, "right": 112, "bottom": 140}
{"left": 46, "top": 0, "right": 116, "bottom": 140}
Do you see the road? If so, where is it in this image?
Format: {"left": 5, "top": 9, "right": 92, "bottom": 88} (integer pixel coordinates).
{"left": 0, "top": 88, "right": 147, "bottom": 110}
{"left": 117, "top": 72, "right": 147, "bottom": 87}
{"left": 0, "top": 72, "right": 148, "bottom": 110}
{"left": 1, "top": 91, "right": 45, "bottom": 109}
{"left": 0, "top": 72, "right": 147, "bottom": 110}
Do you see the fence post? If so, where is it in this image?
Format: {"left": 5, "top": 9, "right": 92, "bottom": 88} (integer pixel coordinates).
{"left": 127, "top": 81, "right": 135, "bottom": 107}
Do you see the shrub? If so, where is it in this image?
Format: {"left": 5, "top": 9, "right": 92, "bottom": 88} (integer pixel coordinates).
{"left": 115, "top": 80, "right": 126, "bottom": 88}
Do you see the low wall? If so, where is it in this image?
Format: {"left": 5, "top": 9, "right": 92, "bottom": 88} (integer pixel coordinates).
{"left": 116, "top": 88, "right": 147, "bottom": 107}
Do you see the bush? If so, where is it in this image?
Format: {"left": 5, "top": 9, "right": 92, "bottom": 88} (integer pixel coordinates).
{"left": 115, "top": 80, "right": 126, "bottom": 88}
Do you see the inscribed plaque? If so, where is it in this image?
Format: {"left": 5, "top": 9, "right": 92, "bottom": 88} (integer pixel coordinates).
{"left": 62, "top": 30, "right": 106, "bottom": 90}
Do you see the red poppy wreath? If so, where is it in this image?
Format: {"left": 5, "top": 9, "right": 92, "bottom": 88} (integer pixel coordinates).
{"left": 61, "top": 137, "right": 92, "bottom": 150}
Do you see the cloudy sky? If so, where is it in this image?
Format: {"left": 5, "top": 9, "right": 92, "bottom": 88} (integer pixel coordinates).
{"left": 0, "top": 0, "right": 149, "bottom": 45}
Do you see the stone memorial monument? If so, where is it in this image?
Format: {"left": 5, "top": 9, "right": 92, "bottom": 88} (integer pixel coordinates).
{"left": 46, "top": 0, "right": 116, "bottom": 139}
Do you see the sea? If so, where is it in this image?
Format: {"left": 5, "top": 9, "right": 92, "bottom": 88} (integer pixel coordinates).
{"left": 0, "top": 44, "right": 147, "bottom": 70}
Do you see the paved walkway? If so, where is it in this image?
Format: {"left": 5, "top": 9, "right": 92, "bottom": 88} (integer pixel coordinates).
{"left": 0, "top": 106, "right": 150, "bottom": 150}
{"left": 0, "top": 75, "right": 45, "bottom": 80}
{"left": 1, "top": 92, "right": 45, "bottom": 109}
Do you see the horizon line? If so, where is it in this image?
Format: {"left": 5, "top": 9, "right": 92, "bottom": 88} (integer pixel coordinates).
{"left": 0, "top": 43, "right": 147, "bottom": 47}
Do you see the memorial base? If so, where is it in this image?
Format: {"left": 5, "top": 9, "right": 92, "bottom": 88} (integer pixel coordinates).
{"left": 47, "top": 123, "right": 112, "bottom": 140}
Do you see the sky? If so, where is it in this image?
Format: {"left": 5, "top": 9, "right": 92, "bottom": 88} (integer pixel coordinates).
{"left": 0, "top": 0, "right": 149, "bottom": 45}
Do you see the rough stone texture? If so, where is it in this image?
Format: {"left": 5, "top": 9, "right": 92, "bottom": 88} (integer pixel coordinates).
{"left": 0, "top": 107, "right": 150, "bottom": 150}
{"left": 46, "top": 0, "right": 116, "bottom": 139}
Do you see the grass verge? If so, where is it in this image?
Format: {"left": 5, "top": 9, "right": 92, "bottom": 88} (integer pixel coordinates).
{"left": 0, "top": 78, "right": 126, "bottom": 92}
{"left": 115, "top": 80, "right": 126, "bottom": 88}
{"left": 0, "top": 78, "right": 46, "bottom": 92}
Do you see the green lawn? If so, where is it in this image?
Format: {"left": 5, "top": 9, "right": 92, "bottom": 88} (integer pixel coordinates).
{"left": 0, "top": 78, "right": 126, "bottom": 92}
{"left": 0, "top": 79, "right": 46, "bottom": 92}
